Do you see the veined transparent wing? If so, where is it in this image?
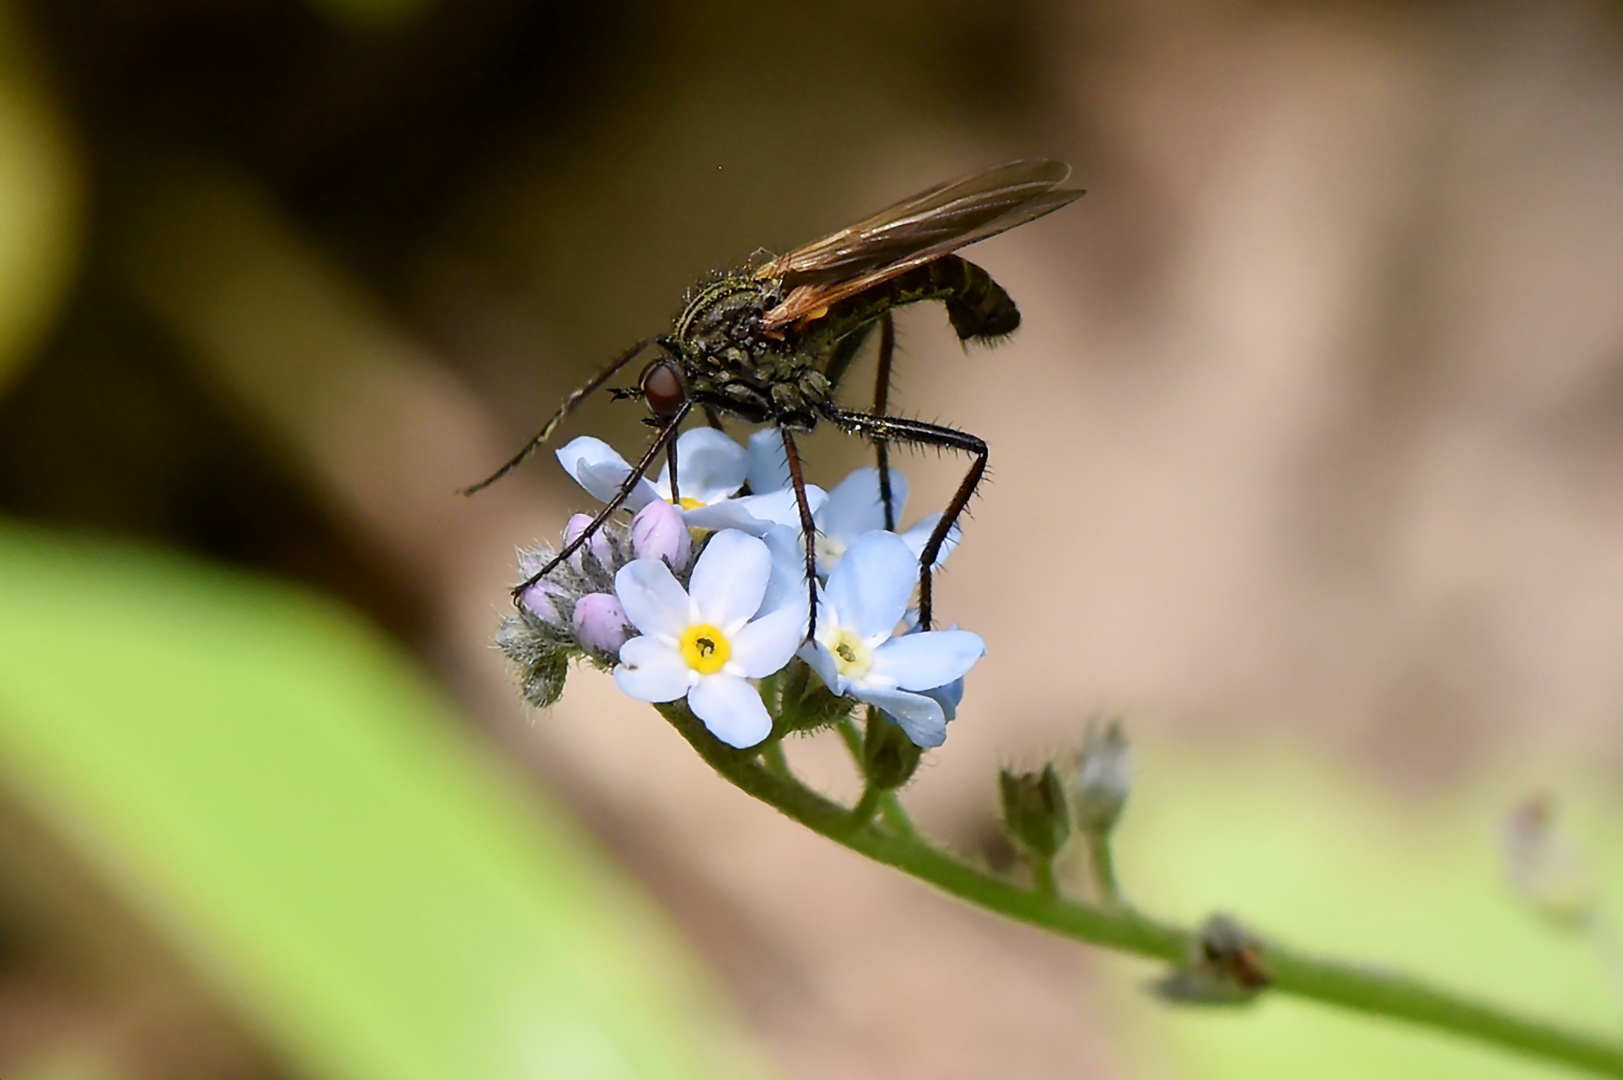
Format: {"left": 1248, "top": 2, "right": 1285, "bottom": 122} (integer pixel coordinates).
{"left": 757, "top": 160, "right": 1081, "bottom": 330}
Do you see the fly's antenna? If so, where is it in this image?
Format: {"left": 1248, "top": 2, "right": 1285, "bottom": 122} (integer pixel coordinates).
{"left": 460, "top": 335, "right": 667, "bottom": 496}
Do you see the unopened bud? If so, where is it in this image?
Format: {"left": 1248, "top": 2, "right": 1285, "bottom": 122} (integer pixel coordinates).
{"left": 563, "top": 513, "right": 615, "bottom": 571}
{"left": 572, "top": 592, "right": 632, "bottom": 655}
{"left": 776, "top": 660, "right": 856, "bottom": 733}
{"left": 518, "top": 582, "right": 561, "bottom": 624}
{"left": 863, "top": 708, "right": 922, "bottom": 790}
{"left": 1073, "top": 718, "right": 1131, "bottom": 834}
{"left": 999, "top": 764, "right": 1071, "bottom": 859}
{"left": 631, "top": 498, "right": 692, "bottom": 569}
{"left": 1502, "top": 794, "right": 1596, "bottom": 927}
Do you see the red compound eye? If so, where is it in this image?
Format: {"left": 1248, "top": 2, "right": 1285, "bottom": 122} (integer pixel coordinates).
{"left": 641, "top": 360, "right": 686, "bottom": 419}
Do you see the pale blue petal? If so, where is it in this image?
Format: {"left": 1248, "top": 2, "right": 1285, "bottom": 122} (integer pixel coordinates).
{"left": 689, "top": 674, "right": 772, "bottom": 748}
{"left": 755, "top": 524, "right": 810, "bottom": 617}
{"left": 825, "top": 530, "right": 916, "bottom": 642}
{"left": 869, "top": 629, "right": 985, "bottom": 691}
{"left": 614, "top": 559, "right": 692, "bottom": 639}
{"left": 797, "top": 637, "right": 844, "bottom": 696}
{"left": 730, "top": 600, "right": 807, "bottom": 678}
{"left": 655, "top": 428, "right": 748, "bottom": 504}
{"left": 897, "top": 617, "right": 966, "bottom": 721}
{"left": 746, "top": 428, "right": 792, "bottom": 493}
{"left": 821, "top": 468, "right": 909, "bottom": 542}
{"left": 921, "top": 677, "right": 964, "bottom": 723}
{"left": 614, "top": 636, "right": 693, "bottom": 702}
{"left": 853, "top": 686, "right": 947, "bottom": 749}
{"left": 689, "top": 530, "right": 770, "bottom": 630}
{"left": 558, "top": 436, "right": 659, "bottom": 510}
{"left": 899, "top": 513, "right": 961, "bottom": 571}
{"left": 680, "top": 500, "right": 776, "bottom": 534}
{"left": 580, "top": 461, "right": 659, "bottom": 514}
{"left": 683, "top": 486, "right": 827, "bottom": 534}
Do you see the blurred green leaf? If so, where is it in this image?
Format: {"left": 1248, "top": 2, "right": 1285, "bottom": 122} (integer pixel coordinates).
{"left": 1103, "top": 741, "right": 1623, "bottom": 1079}
{"left": 0, "top": 519, "right": 767, "bottom": 1080}
{"left": 0, "top": 2, "right": 81, "bottom": 398}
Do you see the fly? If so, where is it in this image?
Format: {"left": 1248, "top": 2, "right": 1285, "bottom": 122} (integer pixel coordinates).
{"left": 464, "top": 159, "right": 1084, "bottom": 635}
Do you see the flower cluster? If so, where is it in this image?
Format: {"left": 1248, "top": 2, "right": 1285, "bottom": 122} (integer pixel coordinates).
{"left": 498, "top": 425, "right": 985, "bottom": 754}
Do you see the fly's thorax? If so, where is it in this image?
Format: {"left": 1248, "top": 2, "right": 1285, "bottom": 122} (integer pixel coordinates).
{"left": 673, "top": 272, "right": 831, "bottom": 428}
{"left": 672, "top": 275, "right": 775, "bottom": 359}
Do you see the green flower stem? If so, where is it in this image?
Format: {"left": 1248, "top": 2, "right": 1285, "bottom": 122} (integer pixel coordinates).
{"left": 834, "top": 716, "right": 918, "bottom": 840}
{"left": 834, "top": 715, "right": 863, "bottom": 760}
{"left": 759, "top": 740, "right": 790, "bottom": 778}
{"left": 1087, "top": 833, "right": 1121, "bottom": 906}
{"left": 878, "top": 792, "right": 918, "bottom": 842}
{"left": 656, "top": 702, "right": 1623, "bottom": 1078}
{"left": 1031, "top": 856, "right": 1059, "bottom": 899}
{"left": 846, "top": 786, "right": 883, "bottom": 833}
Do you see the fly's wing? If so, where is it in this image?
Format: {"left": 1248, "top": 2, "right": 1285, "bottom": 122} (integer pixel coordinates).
{"left": 756, "top": 160, "right": 1082, "bottom": 330}
{"left": 764, "top": 189, "right": 1083, "bottom": 329}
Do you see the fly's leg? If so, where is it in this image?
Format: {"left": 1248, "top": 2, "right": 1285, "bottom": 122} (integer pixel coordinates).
{"left": 510, "top": 402, "right": 691, "bottom": 601}
{"left": 872, "top": 313, "right": 897, "bottom": 531}
{"left": 665, "top": 437, "right": 681, "bottom": 505}
{"left": 463, "top": 335, "right": 666, "bottom": 495}
{"left": 776, "top": 423, "right": 821, "bottom": 642}
{"left": 821, "top": 406, "right": 987, "bottom": 630}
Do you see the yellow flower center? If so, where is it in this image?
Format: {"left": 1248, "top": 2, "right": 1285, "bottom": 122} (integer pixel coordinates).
{"left": 828, "top": 627, "right": 872, "bottom": 680}
{"left": 814, "top": 533, "right": 846, "bottom": 568}
{"left": 676, "top": 496, "right": 706, "bottom": 511}
{"left": 680, "top": 623, "right": 732, "bottom": 675}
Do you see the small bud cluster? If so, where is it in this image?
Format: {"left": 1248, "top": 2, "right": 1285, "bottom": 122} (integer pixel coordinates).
{"left": 993, "top": 718, "right": 1135, "bottom": 895}
{"left": 498, "top": 500, "right": 693, "bottom": 707}
{"left": 1000, "top": 764, "right": 1072, "bottom": 860}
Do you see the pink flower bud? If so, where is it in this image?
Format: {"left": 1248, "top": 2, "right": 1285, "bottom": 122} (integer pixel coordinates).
{"left": 631, "top": 498, "right": 691, "bottom": 569}
{"left": 518, "top": 582, "right": 561, "bottom": 624}
{"left": 572, "top": 592, "right": 631, "bottom": 654}
{"left": 562, "top": 513, "right": 614, "bottom": 569}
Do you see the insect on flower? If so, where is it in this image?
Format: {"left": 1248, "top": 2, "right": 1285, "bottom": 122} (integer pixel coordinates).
{"left": 463, "top": 160, "right": 1084, "bottom": 633}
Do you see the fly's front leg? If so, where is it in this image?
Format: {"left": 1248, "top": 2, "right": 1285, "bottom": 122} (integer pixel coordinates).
{"left": 463, "top": 335, "right": 665, "bottom": 495}
{"left": 665, "top": 437, "right": 681, "bottom": 505}
{"left": 511, "top": 403, "right": 691, "bottom": 600}
{"left": 821, "top": 406, "right": 987, "bottom": 630}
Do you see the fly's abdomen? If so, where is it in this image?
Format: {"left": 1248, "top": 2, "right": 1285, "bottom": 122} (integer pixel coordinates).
{"left": 821, "top": 255, "right": 1020, "bottom": 344}
{"left": 932, "top": 257, "right": 1020, "bottom": 340}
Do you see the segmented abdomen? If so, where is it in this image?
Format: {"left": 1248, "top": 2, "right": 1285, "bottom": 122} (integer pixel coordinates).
{"left": 822, "top": 255, "right": 1021, "bottom": 343}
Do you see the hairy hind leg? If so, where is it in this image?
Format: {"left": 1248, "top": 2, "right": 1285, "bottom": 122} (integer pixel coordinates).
{"left": 821, "top": 406, "right": 986, "bottom": 630}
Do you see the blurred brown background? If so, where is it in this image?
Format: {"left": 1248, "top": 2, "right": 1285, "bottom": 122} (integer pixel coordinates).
{"left": 3, "top": 0, "right": 1623, "bottom": 1076}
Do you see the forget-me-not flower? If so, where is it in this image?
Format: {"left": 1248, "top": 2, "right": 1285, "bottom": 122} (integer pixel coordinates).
{"left": 799, "top": 530, "right": 985, "bottom": 748}
{"left": 613, "top": 529, "right": 806, "bottom": 748}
